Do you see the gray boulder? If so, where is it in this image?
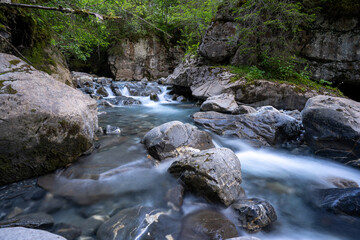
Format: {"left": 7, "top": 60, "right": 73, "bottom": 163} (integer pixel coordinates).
{"left": 168, "top": 148, "right": 243, "bottom": 206}
{"left": 96, "top": 87, "right": 109, "bottom": 97}
{"left": 106, "top": 96, "right": 142, "bottom": 106}
{"left": 0, "top": 227, "right": 66, "bottom": 240}
{"left": 200, "top": 93, "right": 238, "bottom": 113}
{"left": 231, "top": 198, "right": 277, "bottom": 232}
{"left": 0, "top": 53, "right": 98, "bottom": 185}
{"left": 302, "top": 95, "right": 360, "bottom": 167}
{"left": 193, "top": 106, "right": 302, "bottom": 147}
{"left": 142, "top": 121, "right": 214, "bottom": 160}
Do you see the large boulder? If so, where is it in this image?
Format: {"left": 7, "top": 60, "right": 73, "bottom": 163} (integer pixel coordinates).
{"left": 231, "top": 198, "right": 277, "bottom": 233}
{"left": 142, "top": 121, "right": 215, "bottom": 160}
{"left": 168, "top": 148, "right": 243, "bottom": 206}
{"left": 200, "top": 93, "right": 238, "bottom": 113}
{"left": 0, "top": 227, "right": 66, "bottom": 240}
{"left": 193, "top": 106, "right": 302, "bottom": 147}
{"left": 302, "top": 95, "right": 360, "bottom": 167}
{"left": 0, "top": 53, "right": 98, "bottom": 185}
{"left": 315, "top": 188, "right": 360, "bottom": 216}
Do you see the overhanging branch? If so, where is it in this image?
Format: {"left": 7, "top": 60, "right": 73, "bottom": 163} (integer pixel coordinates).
{"left": 0, "top": 2, "right": 120, "bottom": 20}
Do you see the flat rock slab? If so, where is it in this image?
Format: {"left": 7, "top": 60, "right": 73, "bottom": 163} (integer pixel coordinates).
{"left": 0, "top": 212, "right": 53, "bottom": 229}
{"left": 0, "top": 227, "right": 66, "bottom": 240}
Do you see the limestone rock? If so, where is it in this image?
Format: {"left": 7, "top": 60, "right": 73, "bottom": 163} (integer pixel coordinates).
{"left": 200, "top": 93, "right": 238, "bottom": 113}
{"left": 302, "top": 95, "right": 360, "bottom": 167}
{"left": 0, "top": 53, "right": 98, "bottom": 185}
{"left": 168, "top": 148, "right": 243, "bottom": 206}
{"left": 232, "top": 105, "right": 256, "bottom": 115}
{"left": 108, "top": 37, "right": 183, "bottom": 81}
{"left": 231, "top": 198, "right": 277, "bottom": 232}
{"left": 0, "top": 227, "right": 66, "bottom": 240}
{"left": 193, "top": 106, "right": 302, "bottom": 147}
{"left": 142, "top": 121, "right": 214, "bottom": 160}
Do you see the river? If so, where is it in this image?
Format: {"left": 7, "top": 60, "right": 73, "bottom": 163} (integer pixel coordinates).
{"left": 1, "top": 82, "right": 359, "bottom": 240}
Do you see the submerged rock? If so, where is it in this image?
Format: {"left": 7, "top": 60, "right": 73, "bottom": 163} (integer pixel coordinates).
{"left": 142, "top": 121, "right": 214, "bottom": 160}
{"left": 105, "top": 125, "right": 121, "bottom": 135}
{"left": 0, "top": 53, "right": 98, "bottom": 185}
{"left": 315, "top": 188, "right": 360, "bottom": 216}
{"left": 106, "top": 96, "right": 142, "bottom": 106}
{"left": 0, "top": 227, "right": 66, "bottom": 240}
{"left": 200, "top": 93, "right": 238, "bottom": 113}
{"left": 179, "top": 210, "right": 238, "bottom": 240}
{"left": 168, "top": 148, "right": 243, "bottom": 206}
{"left": 231, "top": 198, "right": 277, "bottom": 232}
{"left": 193, "top": 106, "right": 302, "bottom": 147}
{"left": 302, "top": 95, "right": 360, "bottom": 167}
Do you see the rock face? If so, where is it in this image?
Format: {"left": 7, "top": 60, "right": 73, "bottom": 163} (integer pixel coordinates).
{"left": 301, "top": 17, "right": 360, "bottom": 100}
{"left": 302, "top": 95, "right": 360, "bottom": 167}
{"left": 0, "top": 53, "right": 98, "bottom": 185}
{"left": 142, "top": 121, "right": 215, "bottom": 160}
{"left": 168, "top": 148, "right": 243, "bottom": 206}
{"left": 315, "top": 188, "right": 360, "bottom": 216}
{"left": 194, "top": 106, "right": 302, "bottom": 147}
{"left": 231, "top": 198, "right": 277, "bottom": 232}
{"left": 197, "top": 3, "right": 360, "bottom": 100}
{"left": 108, "top": 37, "right": 183, "bottom": 81}
{"left": 0, "top": 227, "right": 66, "bottom": 240}
{"left": 179, "top": 210, "right": 238, "bottom": 240}
{"left": 200, "top": 93, "right": 238, "bottom": 113}
{"left": 234, "top": 80, "right": 319, "bottom": 110}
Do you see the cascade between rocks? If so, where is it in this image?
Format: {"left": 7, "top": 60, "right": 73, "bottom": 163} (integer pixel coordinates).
{"left": 1, "top": 72, "right": 360, "bottom": 240}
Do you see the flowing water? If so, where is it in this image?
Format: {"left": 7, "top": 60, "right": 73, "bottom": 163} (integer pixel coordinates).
{"left": 1, "top": 82, "right": 359, "bottom": 240}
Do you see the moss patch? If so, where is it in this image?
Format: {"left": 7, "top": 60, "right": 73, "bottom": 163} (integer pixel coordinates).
{"left": 9, "top": 60, "right": 21, "bottom": 65}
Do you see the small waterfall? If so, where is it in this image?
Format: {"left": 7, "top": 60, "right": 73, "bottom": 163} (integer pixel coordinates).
{"left": 104, "top": 86, "right": 115, "bottom": 97}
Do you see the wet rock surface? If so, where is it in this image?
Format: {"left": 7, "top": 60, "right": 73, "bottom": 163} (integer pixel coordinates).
{"left": 143, "top": 121, "right": 215, "bottom": 160}
{"left": 97, "top": 206, "right": 178, "bottom": 240}
{"left": 193, "top": 106, "right": 302, "bottom": 147}
{"left": 231, "top": 198, "right": 277, "bottom": 232}
{"left": 302, "top": 95, "right": 360, "bottom": 167}
{"left": 179, "top": 209, "right": 239, "bottom": 240}
{"left": 168, "top": 148, "right": 243, "bottom": 206}
{"left": 315, "top": 188, "right": 360, "bottom": 216}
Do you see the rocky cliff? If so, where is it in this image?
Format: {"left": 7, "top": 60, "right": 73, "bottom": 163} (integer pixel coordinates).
{"left": 198, "top": 1, "right": 360, "bottom": 101}
{"left": 108, "top": 37, "right": 183, "bottom": 81}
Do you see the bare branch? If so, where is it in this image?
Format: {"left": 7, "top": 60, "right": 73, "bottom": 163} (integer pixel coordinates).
{"left": 0, "top": 2, "right": 121, "bottom": 20}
